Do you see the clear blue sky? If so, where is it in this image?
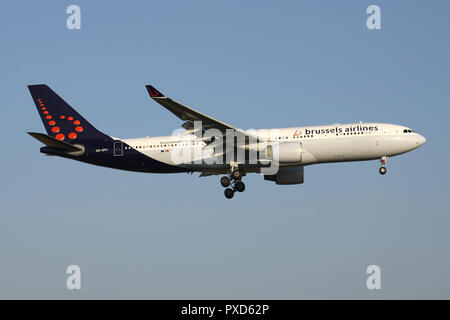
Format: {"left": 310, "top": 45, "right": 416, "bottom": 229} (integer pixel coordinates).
{"left": 1, "top": 0, "right": 449, "bottom": 299}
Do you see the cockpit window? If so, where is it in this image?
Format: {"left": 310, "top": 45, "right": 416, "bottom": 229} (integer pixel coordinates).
{"left": 403, "top": 129, "right": 413, "bottom": 133}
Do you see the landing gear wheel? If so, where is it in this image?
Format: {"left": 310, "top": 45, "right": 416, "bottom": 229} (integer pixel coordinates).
{"left": 220, "top": 176, "right": 231, "bottom": 187}
{"left": 379, "top": 167, "right": 387, "bottom": 175}
{"left": 224, "top": 188, "right": 235, "bottom": 199}
{"left": 234, "top": 181, "right": 246, "bottom": 192}
{"left": 232, "top": 170, "right": 242, "bottom": 180}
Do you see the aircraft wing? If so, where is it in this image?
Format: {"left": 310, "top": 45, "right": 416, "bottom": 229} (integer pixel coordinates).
{"left": 145, "top": 85, "right": 262, "bottom": 141}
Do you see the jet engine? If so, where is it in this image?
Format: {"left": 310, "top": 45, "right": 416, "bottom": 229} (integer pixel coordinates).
{"left": 271, "top": 142, "right": 302, "bottom": 163}
{"left": 264, "top": 166, "right": 304, "bottom": 185}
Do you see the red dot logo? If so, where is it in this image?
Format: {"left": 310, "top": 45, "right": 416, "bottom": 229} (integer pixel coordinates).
{"left": 52, "top": 126, "right": 60, "bottom": 133}
{"left": 68, "top": 132, "right": 77, "bottom": 139}
{"left": 48, "top": 120, "right": 56, "bottom": 126}
{"left": 75, "top": 126, "right": 84, "bottom": 132}
{"left": 43, "top": 111, "right": 49, "bottom": 114}
{"left": 68, "top": 116, "right": 73, "bottom": 121}
{"left": 41, "top": 107, "right": 46, "bottom": 110}
{"left": 45, "top": 115, "right": 52, "bottom": 120}
{"left": 73, "top": 120, "right": 80, "bottom": 125}
{"left": 55, "top": 133, "right": 65, "bottom": 141}
{"left": 60, "top": 115, "right": 66, "bottom": 119}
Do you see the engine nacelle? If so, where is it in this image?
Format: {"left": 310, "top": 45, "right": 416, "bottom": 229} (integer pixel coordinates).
{"left": 264, "top": 166, "right": 304, "bottom": 185}
{"left": 271, "top": 142, "right": 302, "bottom": 163}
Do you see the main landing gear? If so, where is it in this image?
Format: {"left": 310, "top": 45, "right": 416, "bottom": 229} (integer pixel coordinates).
{"left": 221, "top": 169, "right": 245, "bottom": 199}
{"left": 379, "top": 156, "right": 388, "bottom": 175}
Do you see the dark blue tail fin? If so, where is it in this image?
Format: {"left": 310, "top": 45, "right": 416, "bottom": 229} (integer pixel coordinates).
{"left": 28, "top": 84, "right": 110, "bottom": 141}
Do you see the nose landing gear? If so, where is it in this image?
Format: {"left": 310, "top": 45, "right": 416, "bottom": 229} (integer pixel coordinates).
{"left": 379, "top": 156, "right": 388, "bottom": 175}
{"left": 221, "top": 169, "right": 246, "bottom": 199}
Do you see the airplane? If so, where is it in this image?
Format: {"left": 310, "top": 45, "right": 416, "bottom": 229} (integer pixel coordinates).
{"left": 27, "top": 84, "right": 426, "bottom": 199}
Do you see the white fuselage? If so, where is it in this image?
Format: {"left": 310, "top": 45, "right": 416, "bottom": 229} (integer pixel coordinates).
{"left": 119, "top": 122, "right": 426, "bottom": 173}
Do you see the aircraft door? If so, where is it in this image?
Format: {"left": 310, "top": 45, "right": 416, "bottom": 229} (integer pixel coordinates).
{"left": 299, "top": 142, "right": 303, "bottom": 163}
{"left": 114, "top": 140, "right": 123, "bottom": 156}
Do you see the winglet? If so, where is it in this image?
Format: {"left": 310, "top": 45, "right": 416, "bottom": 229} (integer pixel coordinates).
{"left": 145, "top": 85, "right": 165, "bottom": 98}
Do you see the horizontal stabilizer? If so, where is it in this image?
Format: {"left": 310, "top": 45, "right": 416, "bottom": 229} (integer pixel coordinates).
{"left": 27, "top": 132, "right": 84, "bottom": 151}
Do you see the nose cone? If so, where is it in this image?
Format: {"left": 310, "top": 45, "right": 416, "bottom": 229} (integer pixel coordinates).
{"left": 417, "top": 134, "right": 426, "bottom": 147}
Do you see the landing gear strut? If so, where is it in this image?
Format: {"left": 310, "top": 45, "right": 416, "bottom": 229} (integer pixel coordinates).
{"left": 220, "top": 168, "right": 246, "bottom": 199}
{"left": 379, "top": 156, "right": 388, "bottom": 175}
